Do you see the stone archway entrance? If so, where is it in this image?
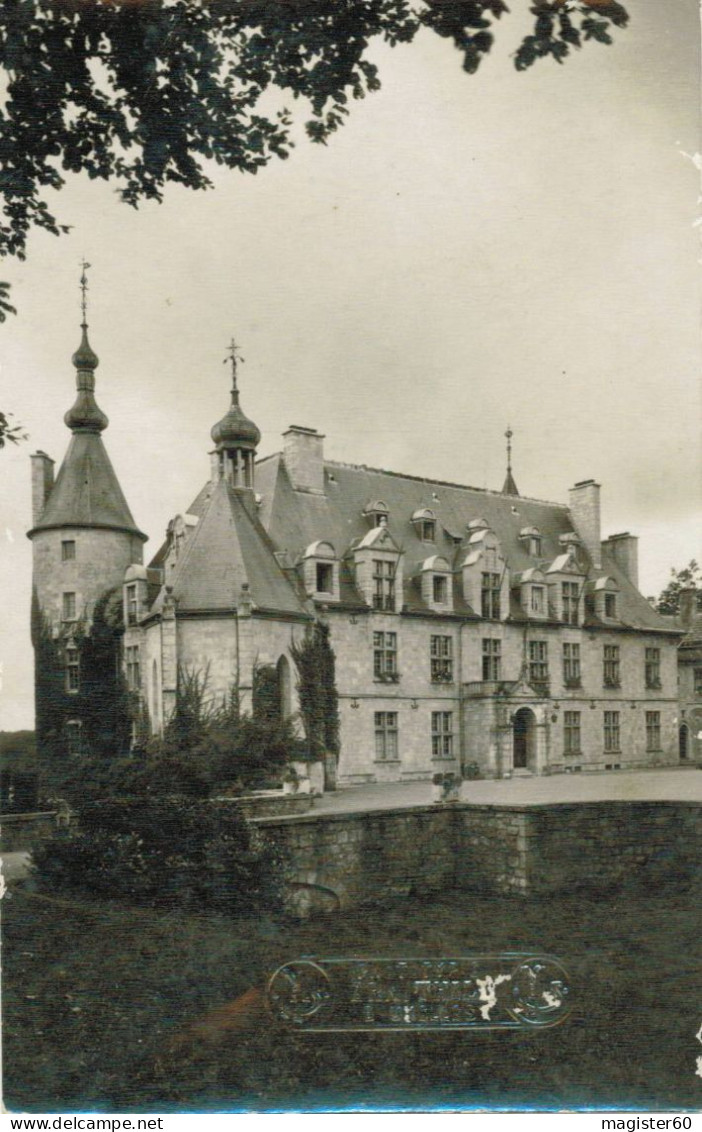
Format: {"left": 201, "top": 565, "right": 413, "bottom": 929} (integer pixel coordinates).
{"left": 679, "top": 724, "right": 689, "bottom": 761}
{"left": 512, "top": 707, "right": 536, "bottom": 772}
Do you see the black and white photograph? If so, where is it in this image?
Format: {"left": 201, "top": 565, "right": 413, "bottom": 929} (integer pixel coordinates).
{"left": 0, "top": 0, "right": 700, "bottom": 1117}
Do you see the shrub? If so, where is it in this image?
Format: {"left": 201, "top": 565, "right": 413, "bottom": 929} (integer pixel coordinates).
{"left": 33, "top": 798, "right": 287, "bottom": 913}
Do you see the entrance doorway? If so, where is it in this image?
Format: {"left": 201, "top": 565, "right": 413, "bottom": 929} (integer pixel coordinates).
{"left": 512, "top": 708, "right": 536, "bottom": 771}
{"left": 679, "top": 724, "right": 689, "bottom": 761}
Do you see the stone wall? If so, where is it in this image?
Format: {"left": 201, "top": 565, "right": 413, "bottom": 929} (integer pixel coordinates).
{"left": 254, "top": 800, "right": 702, "bottom": 913}
{"left": 1, "top": 811, "right": 62, "bottom": 852}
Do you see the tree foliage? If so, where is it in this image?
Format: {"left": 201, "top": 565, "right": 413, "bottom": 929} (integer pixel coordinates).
{"left": 0, "top": 0, "right": 629, "bottom": 269}
{"left": 32, "top": 584, "right": 131, "bottom": 763}
{"left": 290, "top": 619, "right": 340, "bottom": 761}
{"left": 650, "top": 561, "right": 702, "bottom": 617}
{"left": 33, "top": 796, "right": 288, "bottom": 912}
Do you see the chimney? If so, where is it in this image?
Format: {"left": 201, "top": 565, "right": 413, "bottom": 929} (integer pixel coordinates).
{"left": 569, "top": 480, "right": 601, "bottom": 569}
{"left": 679, "top": 587, "right": 697, "bottom": 631}
{"left": 30, "top": 451, "right": 55, "bottom": 525}
{"left": 602, "top": 531, "right": 639, "bottom": 589}
{"left": 283, "top": 426, "right": 325, "bottom": 495}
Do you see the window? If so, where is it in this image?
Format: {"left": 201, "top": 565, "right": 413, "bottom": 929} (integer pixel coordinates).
{"left": 482, "top": 639, "right": 501, "bottom": 682}
{"left": 562, "top": 582, "right": 579, "bottom": 625}
{"left": 645, "top": 648, "right": 661, "bottom": 689}
{"left": 564, "top": 711, "right": 581, "bottom": 755}
{"left": 529, "top": 640, "right": 548, "bottom": 685}
{"left": 61, "top": 540, "right": 76, "bottom": 562}
{"left": 695, "top": 668, "right": 702, "bottom": 698}
{"left": 375, "top": 712, "right": 398, "bottom": 760}
{"left": 563, "top": 642, "right": 581, "bottom": 686}
{"left": 530, "top": 536, "right": 542, "bottom": 557}
{"left": 62, "top": 591, "right": 76, "bottom": 621}
{"left": 126, "top": 645, "right": 141, "bottom": 692}
{"left": 65, "top": 645, "right": 80, "bottom": 693}
{"left": 421, "top": 519, "right": 436, "bottom": 541}
{"left": 646, "top": 711, "right": 661, "bottom": 751}
{"left": 431, "top": 712, "right": 454, "bottom": 759}
{"left": 603, "top": 645, "right": 620, "bottom": 688}
{"left": 604, "top": 592, "right": 617, "bottom": 618}
{"left": 432, "top": 575, "right": 448, "bottom": 605}
{"left": 65, "top": 720, "right": 83, "bottom": 757}
{"left": 430, "top": 636, "right": 453, "bottom": 682}
{"left": 373, "top": 559, "right": 396, "bottom": 611}
{"left": 604, "top": 711, "right": 620, "bottom": 752}
{"left": 373, "top": 631, "right": 398, "bottom": 680}
{"left": 530, "top": 586, "right": 545, "bottom": 614}
{"left": 481, "top": 572, "right": 501, "bottom": 620}
{"left": 316, "top": 562, "right": 333, "bottom": 594}
{"left": 126, "top": 584, "right": 138, "bottom": 626}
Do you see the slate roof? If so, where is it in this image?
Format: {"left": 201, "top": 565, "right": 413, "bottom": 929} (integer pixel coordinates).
{"left": 255, "top": 453, "right": 676, "bottom": 632}
{"left": 165, "top": 478, "right": 305, "bottom": 616}
{"left": 29, "top": 433, "right": 146, "bottom": 540}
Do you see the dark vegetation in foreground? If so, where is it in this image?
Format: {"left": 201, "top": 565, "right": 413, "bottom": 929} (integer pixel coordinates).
{"left": 4, "top": 881, "right": 701, "bottom": 1113}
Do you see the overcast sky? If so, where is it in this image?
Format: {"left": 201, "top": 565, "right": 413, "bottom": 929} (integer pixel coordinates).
{"left": 1, "top": 0, "right": 700, "bottom": 730}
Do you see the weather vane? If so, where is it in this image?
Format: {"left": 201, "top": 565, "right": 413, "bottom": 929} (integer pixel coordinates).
{"left": 79, "top": 259, "right": 91, "bottom": 327}
{"left": 223, "top": 337, "right": 244, "bottom": 400}
{"left": 505, "top": 425, "right": 513, "bottom": 474}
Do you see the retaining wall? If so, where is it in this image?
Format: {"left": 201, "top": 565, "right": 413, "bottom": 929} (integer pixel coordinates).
{"left": 253, "top": 801, "right": 702, "bottom": 913}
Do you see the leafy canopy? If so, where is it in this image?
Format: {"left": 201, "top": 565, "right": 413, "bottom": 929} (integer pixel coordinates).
{"left": 650, "top": 561, "right": 702, "bottom": 617}
{"left": 1, "top": 0, "right": 629, "bottom": 266}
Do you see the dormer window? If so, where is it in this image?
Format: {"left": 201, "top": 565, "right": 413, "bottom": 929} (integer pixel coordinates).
{"left": 316, "top": 562, "right": 334, "bottom": 594}
{"left": 530, "top": 585, "right": 545, "bottom": 614}
{"left": 412, "top": 508, "right": 436, "bottom": 542}
{"left": 433, "top": 575, "right": 447, "bottom": 604}
{"left": 515, "top": 567, "right": 548, "bottom": 621}
{"left": 301, "top": 541, "right": 339, "bottom": 602}
{"left": 519, "top": 526, "right": 542, "bottom": 558}
{"left": 126, "top": 584, "right": 138, "bottom": 626}
{"left": 351, "top": 525, "right": 404, "bottom": 613}
{"left": 590, "top": 576, "right": 620, "bottom": 622}
{"left": 363, "top": 500, "right": 390, "bottom": 528}
{"left": 420, "top": 555, "right": 452, "bottom": 611}
{"left": 373, "top": 560, "right": 396, "bottom": 610}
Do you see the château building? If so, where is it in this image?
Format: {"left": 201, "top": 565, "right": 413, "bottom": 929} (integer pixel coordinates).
{"left": 30, "top": 313, "right": 686, "bottom": 781}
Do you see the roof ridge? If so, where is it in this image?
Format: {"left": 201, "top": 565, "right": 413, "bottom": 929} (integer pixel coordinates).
{"left": 324, "top": 458, "right": 569, "bottom": 508}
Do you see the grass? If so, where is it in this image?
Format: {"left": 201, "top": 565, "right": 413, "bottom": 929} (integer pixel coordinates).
{"left": 3, "top": 880, "right": 702, "bottom": 1113}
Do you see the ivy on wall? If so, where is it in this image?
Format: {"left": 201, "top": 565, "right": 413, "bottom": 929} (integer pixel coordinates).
{"left": 290, "top": 620, "right": 340, "bottom": 762}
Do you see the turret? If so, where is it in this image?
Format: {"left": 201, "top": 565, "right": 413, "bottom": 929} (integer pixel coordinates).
{"left": 28, "top": 266, "right": 146, "bottom": 754}
{"left": 210, "top": 337, "right": 260, "bottom": 489}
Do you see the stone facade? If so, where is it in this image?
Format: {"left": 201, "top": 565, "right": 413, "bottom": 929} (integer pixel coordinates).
{"left": 255, "top": 800, "right": 702, "bottom": 913}
{"left": 116, "top": 368, "right": 682, "bottom": 783}
{"left": 677, "top": 591, "right": 702, "bottom": 763}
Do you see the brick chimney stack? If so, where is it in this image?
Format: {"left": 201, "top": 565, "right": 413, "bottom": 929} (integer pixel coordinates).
{"left": 283, "top": 426, "right": 326, "bottom": 495}
{"left": 569, "top": 480, "right": 601, "bottom": 570}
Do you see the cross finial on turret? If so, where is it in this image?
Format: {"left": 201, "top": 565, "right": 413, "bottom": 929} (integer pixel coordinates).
{"left": 79, "top": 260, "right": 91, "bottom": 328}
{"left": 502, "top": 425, "right": 520, "bottom": 496}
{"left": 223, "top": 337, "right": 244, "bottom": 405}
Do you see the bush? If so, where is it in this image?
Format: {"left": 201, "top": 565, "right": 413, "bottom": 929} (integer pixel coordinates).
{"left": 33, "top": 798, "right": 287, "bottom": 914}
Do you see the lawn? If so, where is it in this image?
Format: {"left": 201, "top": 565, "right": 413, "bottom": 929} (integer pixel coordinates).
{"left": 3, "top": 880, "right": 701, "bottom": 1113}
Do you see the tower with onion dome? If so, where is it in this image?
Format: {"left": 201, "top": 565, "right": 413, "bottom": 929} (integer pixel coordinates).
{"left": 27, "top": 265, "right": 146, "bottom": 755}
{"left": 209, "top": 337, "right": 261, "bottom": 489}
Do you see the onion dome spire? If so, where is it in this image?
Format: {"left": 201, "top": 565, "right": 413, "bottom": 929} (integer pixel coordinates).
{"left": 210, "top": 337, "right": 261, "bottom": 451}
{"left": 502, "top": 425, "right": 520, "bottom": 496}
{"left": 64, "top": 261, "right": 108, "bottom": 433}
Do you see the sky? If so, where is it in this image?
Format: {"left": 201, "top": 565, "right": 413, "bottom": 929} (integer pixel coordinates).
{"left": 1, "top": 0, "right": 700, "bottom": 730}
